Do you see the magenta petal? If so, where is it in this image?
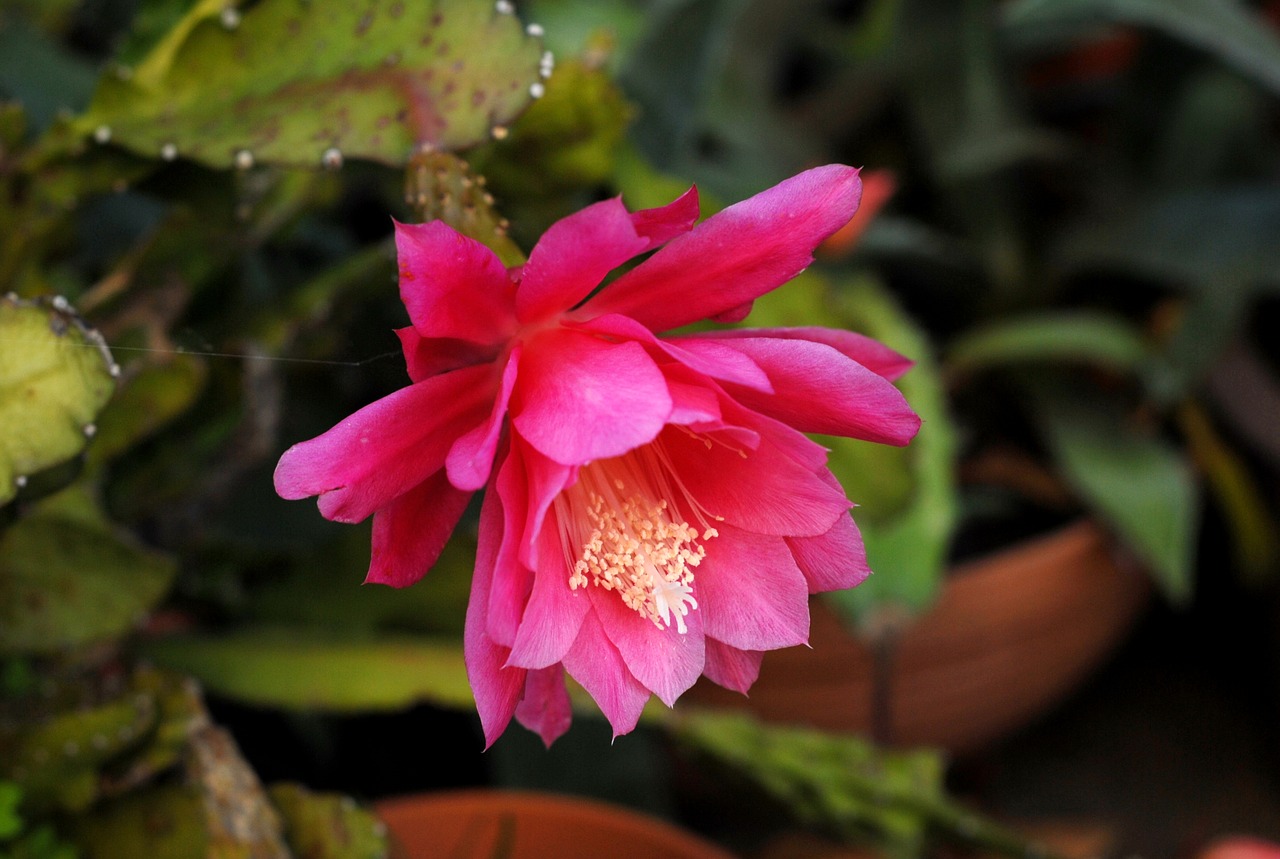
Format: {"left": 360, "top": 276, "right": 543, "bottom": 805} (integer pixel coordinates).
{"left": 699, "top": 326, "right": 914, "bottom": 381}
{"left": 447, "top": 347, "right": 520, "bottom": 491}
{"left": 787, "top": 510, "right": 871, "bottom": 593}
{"left": 583, "top": 165, "right": 862, "bottom": 333}
{"left": 562, "top": 611, "right": 651, "bottom": 739}
{"left": 465, "top": 487, "right": 526, "bottom": 749}
{"left": 514, "top": 440, "right": 578, "bottom": 571}
{"left": 512, "top": 330, "right": 672, "bottom": 466}
{"left": 703, "top": 639, "right": 763, "bottom": 694}
{"left": 365, "top": 470, "right": 472, "bottom": 588}
{"left": 710, "top": 337, "right": 920, "bottom": 445}
{"left": 274, "top": 364, "right": 491, "bottom": 523}
{"left": 488, "top": 442, "right": 535, "bottom": 648}
{"left": 396, "top": 327, "right": 497, "bottom": 383}
{"left": 574, "top": 314, "right": 771, "bottom": 391}
{"left": 696, "top": 525, "right": 810, "bottom": 650}
{"left": 514, "top": 666, "right": 573, "bottom": 748}
{"left": 631, "top": 185, "right": 700, "bottom": 249}
{"left": 395, "top": 220, "right": 516, "bottom": 343}
{"left": 516, "top": 198, "right": 648, "bottom": 324}
{"left": 507, "top": 524, "right": 590, "bottom": 669}
{"left": 664, "top": 423, "right": 848, "bottom": 537}
{"left": 590, "top": 585, "right": 705, "bottom": 708}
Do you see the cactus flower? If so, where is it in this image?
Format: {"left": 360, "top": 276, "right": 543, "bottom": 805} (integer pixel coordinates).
{"left": 274, "top": 165, "right": 920, "bottom": 746}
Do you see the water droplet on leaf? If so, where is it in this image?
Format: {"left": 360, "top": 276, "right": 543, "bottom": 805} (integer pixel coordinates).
{"left": 93, "top": 125, "right": 112, "bottom": 144}
{"left": 160, "top": 143, "right": 178, "bottom": 161}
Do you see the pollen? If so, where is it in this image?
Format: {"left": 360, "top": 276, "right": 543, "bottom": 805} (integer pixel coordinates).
{"left": 557, "top": 441, "right": 719, "bottom": 634}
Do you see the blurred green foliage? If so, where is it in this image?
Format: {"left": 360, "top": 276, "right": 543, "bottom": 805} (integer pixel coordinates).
{"left": 4, "top": 0, "right": 1280, "bottom": 856}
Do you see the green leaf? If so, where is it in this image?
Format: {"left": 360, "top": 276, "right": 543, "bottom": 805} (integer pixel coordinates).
{"left": 1030, "top": 382, "right": 1196, "bottom": 602}
{"left": 87, "top": 354, "right": 207, "bottom": 466}
{"left": 947, "top": 311, "right": 1150, "bottom": 375}
{"left": 1005, "top": 0, "right": 1280, "bottom": 97}
{"left": 1056, "top": 188, "right": 1280, "bottom": 290}
{"left": 139, "top": 628, "right": 474, "bottom": 713}
{"left": 0, "top": 487, "right": 176, "bottom": 655}
{"left": 76, "top": 0, "right": 545, "bottom": 169}
{"left": 269, "top": 783, "right": 388, "bottom": 859}
{"left": 0, "top": 781, "right": 22, "bottom": 839}
{"left": 0, "top": 296, "right": 116, "bottom": 504}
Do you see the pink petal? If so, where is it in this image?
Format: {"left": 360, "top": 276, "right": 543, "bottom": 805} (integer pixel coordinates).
{"left": 589, "top": 583, "right": 705, "bottom": 708}
{"left": 488, "top": 441, "right": 536, "bottom": 648}
{"left": 274, "top": 364, "right": 492, "bottom": 523}
{"left": 446, "top": 347, "right": 520, "bottom": 491}
{"left": 703, "top": 639, "right": 763, "bottom": 695}
{"left": 710, "top": 301, "right": 755, "bottom": 323}
{"left": 395, "top": 220, "right": 517, "bottom": 344}
{"left": 631, "top": 186, "right": 700, "bottom": 248}
{"left": 364, "top": 470, "right": 472, "bottom": 587}
{"left": 697, "top": 326, "right": 914, "bottom": 381}
{"left": 514, "top": 666, "right": 573, "bottom": 748}
{"left": 582, "top": 165, "right": 862, "bottom": 333}
{"left": 667, "top": 380, "right": 722, "bottom": 426}
{"left": 573, "top": 313, "right": 771, "bottom": 391}
{"left": 465, "top": 487, "right": 527, "bottom": 749}
{"left": 395, "top": 327, "right": 497, "bottom": 383}
{"left": 513, "top": 440, "right": 578, "bottom": 571}
{"left": 708, "top": 337, "right": 920, "bottom": 445}
{"left": 562, "top": 611, "right": 651, "bottom": 739}
{"left": 787, "top": 510, "right": 871, "bottom": 593}
{"left": 663, "top": 423, "right": 849, "bottom": 537}
{"left": 507, "top": 524, "right": 590, "bottom": 669}
{"left": 695, "top": 524, "right": 810, "bottom": 650}
{"left": 515, "top": 198, "right": 648, "bottom": 324}
{"left": 511, "top": 329, "right": 672, "bottom": 466}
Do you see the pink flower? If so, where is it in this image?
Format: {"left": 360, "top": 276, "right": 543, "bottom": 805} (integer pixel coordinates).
{"left": 274, "top": 165, "right": 921, "bottom": 746}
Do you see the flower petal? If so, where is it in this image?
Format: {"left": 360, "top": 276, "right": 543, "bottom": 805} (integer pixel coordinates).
{"left": 512, "top": 329, "right": 672, "bottom": 466}
{"left": 516, "top": 198, "right": 648, "bottom": 324}
{"left": 696, "top": 326, "right": 914, "bottom": 381}
{"left": 562, "top": 611, "right": 651, "bottom": 739}
{"left": 696, "top": 524, "right": 810, "bottom": 650}
{"left": 583, "top": 165, "right": 862, "bottom": 333}
{"left": 365, "top": 470, "right": 472, "bottom": 587}
{"left": 488, "top": 440, "right": 535, "bottom": 648}
{"left": 274, "top": 364, "right": 492, "bottom": 523}
{"left": 395, "top": 220, "right": 517, "bottom": 343}
{"left": 446, "top": 347, "right": 521, "bottom": 491}
{"left": 574, "top": 313, "right": 771, "bottom": 391}
{"left": 663, "top": 424, "right": 849, "bottom": 537}
{"left": 787, "top": 510, "right": 871, "bottom": 593}
{"left": 395, "top": 327, "right": 497, "bottom": 383}
{"left": 507, "top": 523, "right": 590, "bottom": 669}
{"left": 706, "top": 337, "right": 920, "bottom": 445}
{"left": 465, "top": 487, "right": 526, "bottom": 749}
{"left": 514, "top": 666, "right": 573, "bottom": 748}
{"left": 589, "top": 583, "right": 705, "bottom": 708}
{"left": 631, "top": 185, "right": 700, "bottom": 248}
{"left": 703, "top": 639, "right": 763, "bottom": 694}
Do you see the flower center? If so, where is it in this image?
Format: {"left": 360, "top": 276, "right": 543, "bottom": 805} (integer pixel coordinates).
{"left": 556, "top": 440, "right": 719, "bottom": 634}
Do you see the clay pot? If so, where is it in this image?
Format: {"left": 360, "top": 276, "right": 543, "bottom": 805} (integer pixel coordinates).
{"left": 688, "top": 519, "right": 1150, "bottom": 753}
{"left": 376, "top": 789, "right": 738, "bottom": 859}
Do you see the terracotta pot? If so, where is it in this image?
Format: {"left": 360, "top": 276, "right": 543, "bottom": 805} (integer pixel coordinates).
{"left": 376, "top": 789, "right": 738, "bottom": 859}
{"left": 688, "top": 519, "right": 1150, "bottom": 753}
